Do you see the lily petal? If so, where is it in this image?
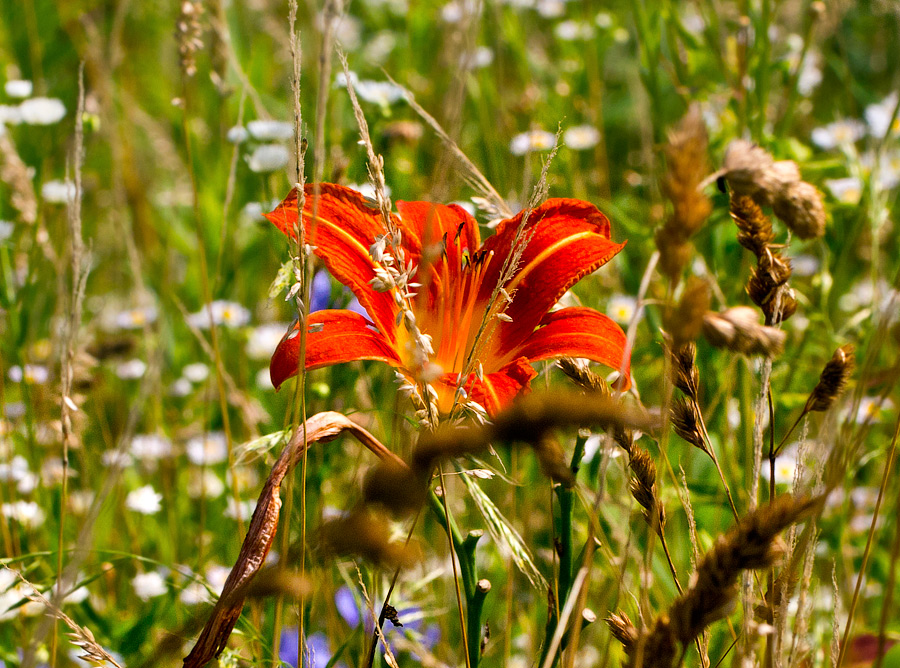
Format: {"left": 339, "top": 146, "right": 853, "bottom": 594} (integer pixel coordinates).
{"left": 438, "top": 357, "right": 537, "bottom": 416}
{"left": 505, "top": 307, "right": 630, "bottom": 387}
{"left": 395, "top": 200, "right": 482, "bottom": 330}
{"left": 476, "top": 199, "right": 625, "bottom": 360}
{"left": 265, "top": 184, "right": 410, "bottom": 343}
{"left": 270, "top": 310, "right": 401, "bottom": 390}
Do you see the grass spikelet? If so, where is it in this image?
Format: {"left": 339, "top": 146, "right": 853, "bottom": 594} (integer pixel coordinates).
{"left": 557, "top": 357, "right": 609, "bottom": 395}
{"left": 721, "top": 140, "right": 825, "bottom": 240}
{"left": 665, "top": 277, "right": 711, "bottom": 349}
{"left": 631, "top": 495, "right": 820, "bottom": 668}
{"left": 670, "top": 398, "right": 706, "bottom": 453}
{"left": 805, "top": 344, "right": 855, "bottom": 413}
{"left": 628, "top": 446, "right": 665, "bottom": 535}
{"left": 702, "top": 306, "right": 787, "bottom": 356}
{"left": 730, "top": 195, "right": 797, "bottom": 324}
{"left": 607, "top": 610, "right": 639, "bottom": 655}
{"left": 667, "top": 341, "right": 699, "bottom": 400}
{"left": 655, "top": 105, "right": 712, "bottom": 282}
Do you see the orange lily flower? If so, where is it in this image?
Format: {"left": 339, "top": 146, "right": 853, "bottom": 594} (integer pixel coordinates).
{"left": 265, "top": 183, "right": 630, "bottom": 415}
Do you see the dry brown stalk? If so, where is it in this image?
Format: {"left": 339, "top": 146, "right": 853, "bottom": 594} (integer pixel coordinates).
{"left": 805, "top": 344, "right": 855, "bottom": 413}
{"left": 722, "top": 140, "right": 825, "bottom": 240}
{"left": 702, "top": 306, "right": 787, "bottom": 356}
{"left": 183, "top": 412, "right": 404, "bottom": 668}
{"left": 629, "top": 495, "right": 821, "bottom": 668}
{"left": 730, "top": 195, "right": 797, "bottom": 324}
{"left": 665, "top": 277, "right": 711, "bottom": 349}
{"left": 656, "top": 105, "right": 712, "bottom": 282}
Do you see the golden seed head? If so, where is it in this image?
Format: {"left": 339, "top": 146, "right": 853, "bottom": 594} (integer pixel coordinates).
{"left": 806, "top": 344, "right": 855, "bottom": 413}
{"left": 665, "top": 277, "right": 711, "bottom": 349}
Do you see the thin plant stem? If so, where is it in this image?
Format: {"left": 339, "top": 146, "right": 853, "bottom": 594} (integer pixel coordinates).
{"left": 437, "top": 464, "right": 472, "bottom": 668}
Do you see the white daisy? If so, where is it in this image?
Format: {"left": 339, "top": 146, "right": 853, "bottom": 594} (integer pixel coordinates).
{"left": 125, "top": 485, "right": 163, "bottom": 515}
{"left": 247, "top": 144, "right": 289, "bottom": 173}
{"left": 606, "top": 294, "right": 637, "bottom": 325}
{"left": 811, "top": 119, "right": 866, "bottom": 150}
{"left": 865, "top": 92, "right": 900, "bottom": 138}
{"left": 510, "top": 130, "right": 556, "bottom": 156}
{"left": 19, "top": 97, "right": 66, "bottom": 125}
{"left": 247, "top": 120, "right": 293, "bottom": 141}
{"left": 132, "top": 571, "right": 167, "bottom": 601}
{"left": 186, "top": 432, "right": 228, "bottom": 466}
{"left": 4, "top": 80, "right": 32, "bottom": 98}
{"left": 41, "top": 179, "right": 76, "bottom": 204}
{"left": 563, "top": 124, "right": 601, "bottom": 151}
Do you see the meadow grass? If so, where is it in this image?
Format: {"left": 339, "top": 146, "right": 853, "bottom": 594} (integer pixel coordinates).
{"left": 1, "top": 1, "right": 899, "bottom": 667}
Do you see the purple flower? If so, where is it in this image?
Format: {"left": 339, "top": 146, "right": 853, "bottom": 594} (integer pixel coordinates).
{"left": 279, "top": 630, "right": 332, "bottom": 668}
{"left": 335, "top": 586, "right": 361, "bottom": 627}
{"left": 309, "top": 270, "right": 332, "bottom": 313}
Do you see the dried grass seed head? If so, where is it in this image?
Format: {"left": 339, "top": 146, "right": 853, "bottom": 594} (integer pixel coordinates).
{"left": 607, "top": 610, "right": 639, "bottom": 654}
{"left": 665, "top": 276, "right": 711, "bottom": 349}
{"left": 806, "top": 343, "right": 855, "bottom": 413}
{"left": 772, "top": 180, "right": 827, "bottom": 240}
{"left": 667, "top": 340, "right": 699, "bottom": 399}
{"left": 670, "top": 398, "right": 706, "bottom": 452}
{"left": 702, "top": 306, "right": 786, "bottom": 356}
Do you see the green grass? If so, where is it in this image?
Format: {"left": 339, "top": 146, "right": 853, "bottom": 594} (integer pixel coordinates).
{"left": 1, "top": 1, "right": 899, "bottom": 667}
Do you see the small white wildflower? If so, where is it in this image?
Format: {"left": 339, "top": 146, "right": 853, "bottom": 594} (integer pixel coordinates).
{"left": 0, "top": 220, "right": 14, "bottom": 242}
{"left": 2, "top": 500, "right": 46, "bottom": 528}
{"left": 536, "top": 0, "right": 566, "bottom": 18}
{"left": 509, "top": 129, "right": 556, "bottom": 156}
{"left": 334, "top": 70, "right": 360, "bottom": 89}
{"left": 169, "top": 377, "right": 193, "bottom": 397}
{"left": 116, "top": 358, "right": 147, "bottom": 380}
{"left": 796, "top": 51, "right": 823, "bottom": 96}
{"left": 132, "top": 572, "right": 167, "bottom": 601}
{"left": 255, "top": 367, "right": 274, "bottom": 390}
{"left": 853, "top": 396, "right": 894, "bottom": 424}
{"left": 563, "top": 124, "right": 601, "bottom": 150}
{"left": 606, "top": 294, "right": 637, "bottom": 325}
{"left": 186, "top": 432, "right": 228, "bottom": 465}
{"left": 460, "top": 46, "right": 494, "bottom": 70}
{"left": 226, "top": 125, "right": 248, "bottom": 143}
{"left": 0, "top": 105, "right": 21, "bottom": 127}
{"left": 186, "top": 469, "right": 225, "bottom": 499}
{"left": 225, "top": 498, "right": 255, "bottom": 521}
{"left": 762, "top": 452, "right": 797, "bottom": 485}
{"left": 67, "top": 490, "right": 94, "bottom": 515}
{"left": 19, "top": 97, "right": 66, "bottom": 125}
{"left": 363, "top": 30, "right": 397, "bottom": 65}
{"left": 246, "top": 323, "right": 290, "bottom": 360}
{"left": 40, "top": 457, "right": 75, "bottom": 486}
{"left": 206, "top": 565, "right": 231, "bottom": 595}
{"left": 247, "top": 143, "right": 289, "bottom": 173}
{"left": 554, "top": 20, "right": 594, "bottom": 41}
{"left": 726, "top": 397, "right": 741, "bottom": 430}
{"left": 188, "top": 300, "right": 251, "bottom": 329}
{"left": 126, "top": 485, "right": 163, "bottom": 515}
{"left": 4, "top": 80, "right": 32, "bottom": 98}
{"left": 247, "top": 120, "right": 293, "bottom": 141}
{"left": 102, "top": 449, "right": 132, "bottom": 468}
{"left": 179, "top": 581, "right": 210, "bottom": 605}
{"left": 318, "top": 12, "right": 361, "bottom": 50}
{"left": 354, "top": 80, "right": 406, "bottom": 107}
{"left": 612, "top": 27, "right": 630, "bottom": 43}
{"left": 41, "top": 179, "right": 76, "bottom": 204}
{"left": 0, "top": 455, "right": 29, "bottom": 482}
{"left": 790, "top": 254, "right": 820, "bottom": 277}
{"left": 810, "top": 119, "right": 866, "bottom": 150}
{"left": 241, "top": 201, "right": 266, "bottom": 221}
{"left": 8, "top": 364, "right": 50, "bottom": 385}
{"left": 114, "top": 305, "right": 158, "bottom": 329}
{"left": 130, "top": 434, "right": 173, "bottom": 461}
{"left": 824, "top": 176, "right": 863, "bottom": 204}
{"left": 349, "top": 182, "right": 391, "bottom": 201}
{"left": 16, "top": 471, "right": 38, "bottom": 494}
{"left": 865, "top": 92, "right": 900, "bottom": 138}
{"left": 876, "top": 150, "right": 900, "bottom": 190}
{"left": 595, "top": 11, "right": 613, "bottom": 28}
{"left": 441, "top": 0, "right": 478, "bottom": 23}
{"left": 182, "top": 362, "right": 210, "bottom": 383}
